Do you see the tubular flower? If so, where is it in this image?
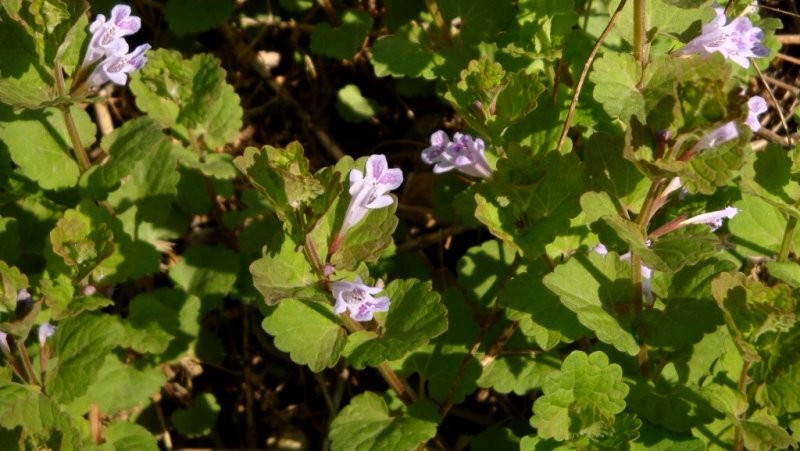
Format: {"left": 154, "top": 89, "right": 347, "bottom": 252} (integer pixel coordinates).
{"left": 87, "top": 42, "right": 151, "bottom": 87}
{"left": 695, "top": 121, "right": 739, "bottom": 151}
{"left": 422, "top": 130, "right": 492, "bottom": 178}
{"left": 673, "top": 4, "right": 768, "bottom": 68}
{"left": 82, "top": 4, "right": 150, "bottom": 89}
{"left": 745, "top": 96, "right": 768, "bottom": 132}
{"left": 38, "top": 323, "right": 56, "bottom": 347}
{"left": 680, "top": 206, "right": 739, "bottom": 231}
{"left": 331, "top": 276, "right": 390, "bottom": 322}
{"left": 340, "top": 154, "right": 403, "bottom": 233}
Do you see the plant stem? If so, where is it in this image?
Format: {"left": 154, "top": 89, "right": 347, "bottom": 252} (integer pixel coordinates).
{"left": 733, "top": 359, "right": 751, "bottom": 451}
{"left": 54, "top": 63, "right": 91, "bottom": 172}
{"left": 633, "top": 0, "right": 647, "bottom": 65}
{"left": 425, "top": 0, "right": 450, "bottom": 43}
{"left": 557, "top": 0, "right": 627, "bottom": 152}
{"left": 777, "top": 216, "right": 797, "bottom": 262}
{"left": 16, "top": 341, "right": 40, "bottom": 386}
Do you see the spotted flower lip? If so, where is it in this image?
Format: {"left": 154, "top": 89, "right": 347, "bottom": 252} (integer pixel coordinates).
{"left": 88, "top": 42, "right": 151, "bottom": 87}
{"left": 673, "top": 4, "right": 769, "bottom": 68}
{"left": 331, "top": 276, "right": 390, "bottom": 322}
{"left": 84, "top": 4, "right": 142, "bottom": 66}
{"left": 422, "top": 130, "right": 492, "bottom": 178}
{"left": 340, "top": 154, "right": 403, "bottom": 233}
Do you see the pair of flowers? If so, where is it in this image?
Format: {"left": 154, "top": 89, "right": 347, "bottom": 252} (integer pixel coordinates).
{"left": 0, "top": 290, "right": 55, "bottom": 357}
{"left": 81, "top": 5, "right": 150, "bottom": 89}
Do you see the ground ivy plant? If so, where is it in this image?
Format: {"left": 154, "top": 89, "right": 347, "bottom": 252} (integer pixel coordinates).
{"left": 0, "top": 0, "right": 799, "bottom": 449}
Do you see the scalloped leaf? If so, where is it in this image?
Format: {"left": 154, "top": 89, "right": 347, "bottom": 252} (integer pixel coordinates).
{"left": 478, "top": 354, "right": 560, "bottom": 395}
{"left": 129, "top": 49, "right": 242, "bottom": 148}
{"left": 310, "top": 10, "right": 373, "bottom": 60}
{"left": 262, "top": 300, "right": 346, "bottom": 372}
{"left": 45, "top": 313, "right": 125, "bottom": 405}
{"left": 250, "top": 238, "right": 326, "bottom": 305}
{"left": 531, "top": 351, "right": 629, "bottom": 441}
{"left": 329, "top": 392, "right": 439, "bottom": 451}
{"left": 103, "top": 421, "right": 159, "bottom": 451}
{"left": 543, "top": 252, "right": 639, "bottom": 355}
{"left": 343, "top": 279, "right": 447, "bottom": 368}
{"left": 0, "top": 381, "right": 84, "bottom": 449}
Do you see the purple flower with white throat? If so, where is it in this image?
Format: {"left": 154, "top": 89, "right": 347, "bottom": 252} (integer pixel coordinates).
{"left": 745, "top": 96, "right": 767, "bottom": 132}
{"left": 331, "top": 276, "right": 390, "bottom": 321}
{"left": 84, "top": 4, "right": 142, "bottom": 66}
{"left": 673, "top": 4, "right": 768, "bottom": 68}
{"left": 340, "top": 154, "right": 403, "bottom": 233}
{"left": 680, "top": 206, "right": 738, "bottom": 231}
{"left": 422, "top": 130, "right": 492, "bottom": 178}
{"left": 87, "top": 42, "right": 150, "bottom": 88}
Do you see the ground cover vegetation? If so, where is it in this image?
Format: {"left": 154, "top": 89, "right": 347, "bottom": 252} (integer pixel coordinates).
{"left": 1, "top": 0, "right": 800, "bottom": 449}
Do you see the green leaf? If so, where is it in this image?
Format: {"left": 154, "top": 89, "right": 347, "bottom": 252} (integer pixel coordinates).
{"left": 250, "top": 238, "right": 325, "bottom": 305}
{"left": 457, "top": 240, "right": 518, "bottom": 307}
{"left": 590, "top": 54, "right": 676, "bottom": 124}
{"left": 543, "top": 252, "right": 639, "bottom": 355}
{"left": 499, "top": 270, "right": 590, "bottom": 348}
{"left": 729, "top": 194, "right": 800, "bottom": 257}
{"left": 163, "top": 0, "right": 234, "bottom": 35}
{"left": 478, "top": 353, "right": 561, "bottom": 395}
{"left": 393, "top": 344, "right": 481, "bottom": 404}
{"left": 741, "top": 410, "right": 796, "bottom": 451}
{"left": 630, "top": 420, "right": 706, "bottom": 450}
{"left": 48, "top": 208, "right": 115, "bottom": 281}
{"left": 0, "top": 7, "right": 55, "bottom": 108}
{"left": 329, "top": 392, "right": 439, "bottom": 451}
{"left": 336, "top": 84, "right": 380, "bottom": 123}
{"left": 45, "top": 313, "right": 125, "bottom": 404}
{"left": 475, "top": 152, "right": 586, "bottom": 258}
{"left": 0, "top": 261, "right": 27, "bottom": 315}
{"left": 614, "top": 0, "right": 713, "bottom": 44}
{"left": 585, "top": 133, "right": 649, "bottom": 213}
{"left": 438, "top": 0, "right": 515, "bottom": 46}
{"left": 88, "top": 117, "right": 174, "bottom": 197}
{"left": 530, "top": 351, "right": 629, "bottom": 441}
{"left": 0, "top": 217, "right": 19, "bottom": 264}
{"left": 262, "top": 300, "right": 346, "bottom": 372}
{"left": 65, "top": 353, "right": 165, "bottom": 417}
{"left": 234, "top": 143, "right": 325, "bottom": 228}
{"left": 330, "top": 194, "right": 399, "bottom": 271}
{"left": 171, "top": 393, "right": 220, "bottom": 438}
{"left": 370, "top": 26, "right": 438, "bottom": 79}
{"left": 103, "top": 421, "right": 159, "bottom": 451}
{"left": 766, "top": 262, "right": 800, "bottom": 288}
{"left": 169, "top": 245, "right": 238, "bottom": 302}
{"left": 0, "top": 104, "right": 92, "bottom": 190}
{"left": 680, "top": 131, "right": 749, "bottom": 195}
{"left": 0, "top": 381, "right": 84, "bottom": 449}
{"left": 40, "top": 273, "right": 113, "bottom": 321}
{"left": 310, "top": 9, "right": 373, "bottom": 60}
{"left": 343, "top": 279, "right": 447, "bottom": 368}
{"left": 129, "top": 49, "right": 243, "bottom": 148}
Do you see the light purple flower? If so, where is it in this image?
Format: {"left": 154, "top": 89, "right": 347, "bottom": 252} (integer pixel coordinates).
{"left": 422, "top": 130, "right": 492, "bottom": 178}
{"left": 674, "top": 4, "right": 768, "bottom": 68}
{"left": 340, "top": 154, "right": 403, "bottom": 232}
{"left": 84, "top": 4, "right": 142, "bottom": 65}
{"left": 745, "top": 96, "right": 767, "bottom": 132}
{"left": 38, "top": 323, "right": 56, "bottom": 347}
{"left": 16, "top": 289, "right": 31, "bottom": 303}
{"left": 680, "top": 206, "right": 738, "bottom": 231}
{"left": 695, "top": 121, "right": 739, "bottom": 151}
{"left": 87, "top": 42, "right": 151, "bottom": 87}
{"left": 331, "top": 276, "right": 390, "bottom": 321}
{"left": 0, "top": 332, "right": 9, "bottom": 356}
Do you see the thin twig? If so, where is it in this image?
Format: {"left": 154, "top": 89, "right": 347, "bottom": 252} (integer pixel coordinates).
{"left": 753, "top": 63, "right": 795, "bottom": 147}
{"left": 557, "top": 0, "right": 628, "bottom": 152}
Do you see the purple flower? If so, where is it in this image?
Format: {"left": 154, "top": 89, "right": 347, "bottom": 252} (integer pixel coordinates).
{"left": 680, "top": 206, "right": 738, "bottom": 231}
{"left": 84, "top": 4, "right": 142, "bottom": 65}
{"left": 745, "top": 96, "right": 767, "bottom": 132}
{"left": 674, "top": 4, "right": 768, "bottom": 68}
{"left": 695, "top": 121, "right": 739, "bottom": 151}
{"left": 331, "top": 276, "right": 390, "bottom": 321}
{"left": 422, "top": 130, "right": 492, "bottom": 178}
{"left": 0, "top": 332, "right": 9, "bottom": 356}
{"left": 38, "top": 323, "right": 56, "bottom": 347}
{"left": 87, "top": 42, "right": 151, "bottom": 88}
{"left": 340, "top": 154, "right": 403, "bottom": 232}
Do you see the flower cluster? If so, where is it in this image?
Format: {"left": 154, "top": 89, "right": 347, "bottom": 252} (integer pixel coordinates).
{"left": 422, "top": 130, "right": 492, "bottom": 178}
{"left": 340, "top": 154, "right": 403, "bottom": 233}
{"left": 674, "top": 4, "right": 768, "bottom": 68}
{"left": 331, "top": 276, "right": 390, "bottom": 321}
{"left": 82, "top": 5, "right": 150, "bottom": 89}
